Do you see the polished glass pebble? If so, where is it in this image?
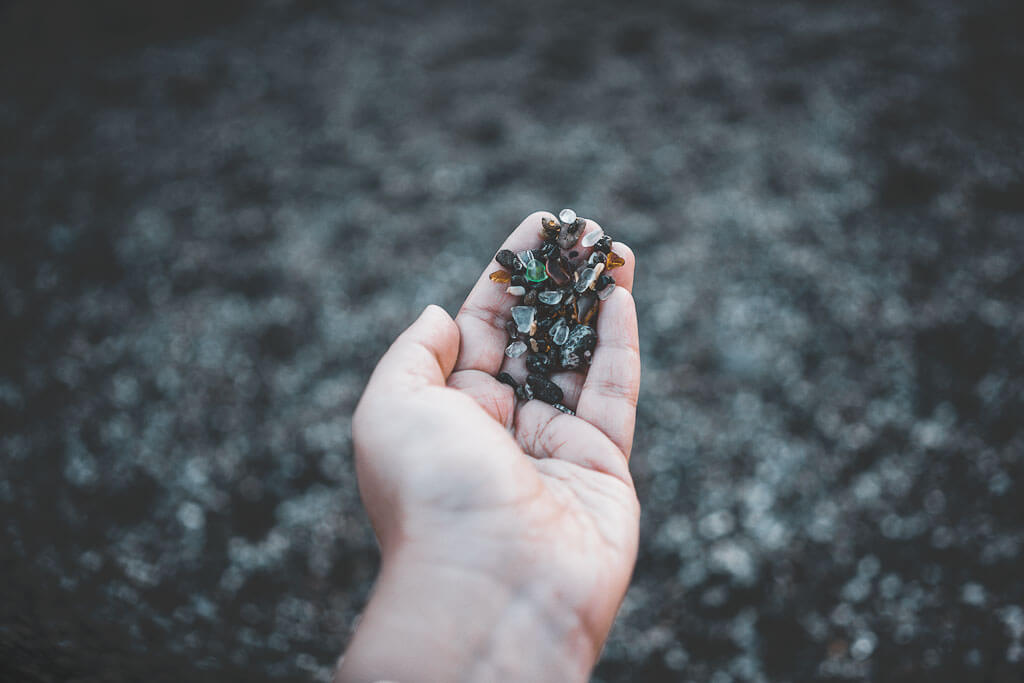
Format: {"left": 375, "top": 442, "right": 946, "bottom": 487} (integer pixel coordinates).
{"left": 581, "top": 228, "right": 604, "bottom": 248}
{"left": 606, "top": 251, "right": 626, "bottom": 269}
{"left": 558, "top": 208, "right": 577, "bottom": 225}
{"left": 511, "top": 305, "right": 536, "bottom": 334}
{"left": 545, "top": 257, "right": 571, "bottom": 285}
{"left": 505, "top": 340, "right": 528, "bottom": 358}
{"left": 538, "top": 290, "right": 563, "bottom": 305}
{"left": 506, "top": 285, "right": 526, "bottom": 296}
{"left": 517, "top": 250, "right": 534, "bottom": 268}
{"left": 575, "top": 267, "right": 598, "bottom": 292}
{"left": 550, "top": 318, "right": 570, "bottom": 346}
{"left": 525, "top": 259, "right": 548, "bottom": 282}
{"left": 575, "top": 293, "right": 598, "bottom": 324}
{"left": 489, "top": 270, "right": 511, "bottom": 283}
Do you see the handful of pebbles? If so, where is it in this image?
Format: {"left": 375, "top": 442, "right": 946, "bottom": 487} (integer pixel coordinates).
{"left": 490, "top": 209, "right": 625, "bottom": 415}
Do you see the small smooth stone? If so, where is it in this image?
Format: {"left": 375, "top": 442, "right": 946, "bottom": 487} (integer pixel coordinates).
{"left": 556, "top": 220, "right": 584, "bottom": 249}
{"left": 505, "top": 320, "right": 519, "bottom": 339}
{"left": 525, "top": 259, "right": 548, "bottom": 282}
{"left": 506, "top": 285, "right": 526, "bottom": 296}
{"left": 527, "top": 374, "right": 564, "bottom": 405}
{"left": 523, "top": 289, "right": 539, "bottom": 306}
{"left": 553, "top": 403, "right": 575, "bottom": 416}
{"left": 505, "top": 340, "right": 528, "bottom": 358}
{"left": 581, "top": 228, "right": 604, "bottom": 248}
{"left": 594, "top": 235, "right": 613, "bottom": 253}
{"left": 526, "top": 353, "right": 551, "bottom": 375}
{"left": 575, "top": 267, "right": 598, "bottom": 292}
{"left": 511, "top": 306, "right": 536, "bottom": 334}
{"left": 606, "top": 251, "right": 626, "bottom": 269}
{"left": 559, "top": 208, "right": 577, "bottom": 225}
{"left": 545, "top": 257, "right": 571, "bottom": 285}
{"left": 489, "top": 270, "right": 511, "bottom": 283}
{"left": 540, "top": 217, "right": 561, "bottom": 240}
{"left": 515, "top": 383, "right": 534, "bottom": 401}
{"left": 596, "top": 282, "right": 616, "bottom": 300}
{"left": 496, "top": 372, "right": 518, "bottom": 389}
{"left": 495, "top": 249, "right": 518, "bottom": 270}
{"left": 551, "top": 318, "right": 570, "bottom": 346}
{"left": 510, "top": 274, "right": 527, "bottom": 287}
{"left": 560, "top": 324, "right": 596, "bottom": 370}
{"left": 575, "top": 293, "right": 598, "bottom": 324}
{"left": 538, "top": 290, "right": 563, "bottom": 305}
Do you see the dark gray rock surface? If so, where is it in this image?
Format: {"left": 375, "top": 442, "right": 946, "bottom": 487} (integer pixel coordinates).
{"left": 2, "top": 1, "right": 1023, "bottom": 681}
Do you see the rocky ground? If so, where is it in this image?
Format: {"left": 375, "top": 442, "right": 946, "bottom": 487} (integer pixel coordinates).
{"left": 2, "top": 0, "right": 1023, "bottom": 681}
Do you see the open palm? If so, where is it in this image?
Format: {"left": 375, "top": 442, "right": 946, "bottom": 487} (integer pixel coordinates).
{"left": 349, "top": 212, "right": 641, "bottom": 675}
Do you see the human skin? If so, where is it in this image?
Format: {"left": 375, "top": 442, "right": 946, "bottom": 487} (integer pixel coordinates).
{"left": 336, "top": 212, "right": 641, "bottom": 683}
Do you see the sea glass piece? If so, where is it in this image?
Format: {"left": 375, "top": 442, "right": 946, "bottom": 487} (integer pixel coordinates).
{"left": 558, "top": 208, "right": 577, "bottom": 225}
{"left": 575, "top": 293, "right": 597, "bottom": 324}
{"left": 606, "top": 251, "right": 626, "bottom": 269}
{"left": 489, "top": 270, "right": 511, "bottom": 283}
{"left": 575, "top": 267, "right": 598, "bottom": 292}
{"left": 538, "top": 290, "right": 563, "bottom": 305}
{"left": 517, "top": 250, "right": 534, "bottom": 269}
{"left": 511, "top": 306, "right": 536, "bottom": 334}
{"left": 556, "top": 219, "right": 584, "bottom": 250}
{"left": 505, "top": 340, "right": 527, "bottom": 358}
{"left": 545, "top": 256, "right": 571, "bottom": 285}
{"left": 506, "top": 285, "right": 526, "bottom": 296}
{"left": 525, "top": 259, "right": 548, "bottom": 282}
{"left": 581, "top": 228, "right": 604, "bottom": 248}
{"left": 550, "top": 318, "right": 570, "bottom": 346}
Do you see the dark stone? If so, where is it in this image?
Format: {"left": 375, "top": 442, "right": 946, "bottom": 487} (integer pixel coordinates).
{"left": 596, "top": 274, "right": 615, "bottom": 291}
{"left": 527, "top": 374, "right": 564, "bottom": 404}
{"left": 526, "top": 353, "right": 551, "bottom": 375}
{"left": 510, "top": 274, "right": 527, "bottom": 287}
{"left": 594, "top": 235, "right": 613, "bottom": 253}
{"left": 545, "top": 256, "right": 571, "bottom": 285}
{"left": 505, "top": 319, "right": 519, "bottom": 339}
{"left": 495, "top": 372, "right": 518, "bottom": 389}
{"left": 560, "top": 324, "right": 596, "bottom": 370}
{"left": 514, "top": 384, "right": 534, "bottom": 401}
{"left": 495, "top": 248, "right": 517, "bottom": 270}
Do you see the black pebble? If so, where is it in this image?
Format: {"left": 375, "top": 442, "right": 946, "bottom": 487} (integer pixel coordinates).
{"left": 527, "top": 374, "right": 564, "bottom": 405}
{"left": 569, "top": 250, "right": 579, "bottom": 258}
{"left": 596, "top": 274, "right": 614, "bottom": 290}
{"left": 495, "top": 249, "right": 517, "bottom": 270}
{"left": 595, "top": 235, "right": 612, "bottom": 253}
{"left": 526, "top": 353, "right": 551, "bottom": 375}
{"left": 510, "top": 274, "right": 527, "bottom": 287}
{"left": 515, "top": 384, "right": 534, "bottom": 401}
{"left": 496, "top": 372, "right": 518, "bottom": 389}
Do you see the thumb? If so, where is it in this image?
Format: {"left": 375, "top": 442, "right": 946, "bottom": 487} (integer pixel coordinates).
{"left": 368, "top": 304, "right": 460, "bottom": 390}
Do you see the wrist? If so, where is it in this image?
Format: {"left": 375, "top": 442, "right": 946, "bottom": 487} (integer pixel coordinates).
{"left": 336, "top": 548, "right": 597, "bottom": 683}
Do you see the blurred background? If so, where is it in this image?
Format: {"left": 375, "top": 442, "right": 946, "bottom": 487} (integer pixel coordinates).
{"left": 2, "top": 0, "right": 1023, "bottom": 681}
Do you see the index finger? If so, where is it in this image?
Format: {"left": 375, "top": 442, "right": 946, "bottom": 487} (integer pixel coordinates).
{"left": 452, "top": 211, "right": 555, "bottom": 374}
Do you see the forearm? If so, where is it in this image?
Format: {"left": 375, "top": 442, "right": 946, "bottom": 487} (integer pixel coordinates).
{"left": 336, "top": 553, "right": 598, "bottom": 683}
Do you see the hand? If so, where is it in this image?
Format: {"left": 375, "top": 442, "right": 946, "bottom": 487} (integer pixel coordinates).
{"left": 337, "top": 212, "right": 641, "bottom": 683}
